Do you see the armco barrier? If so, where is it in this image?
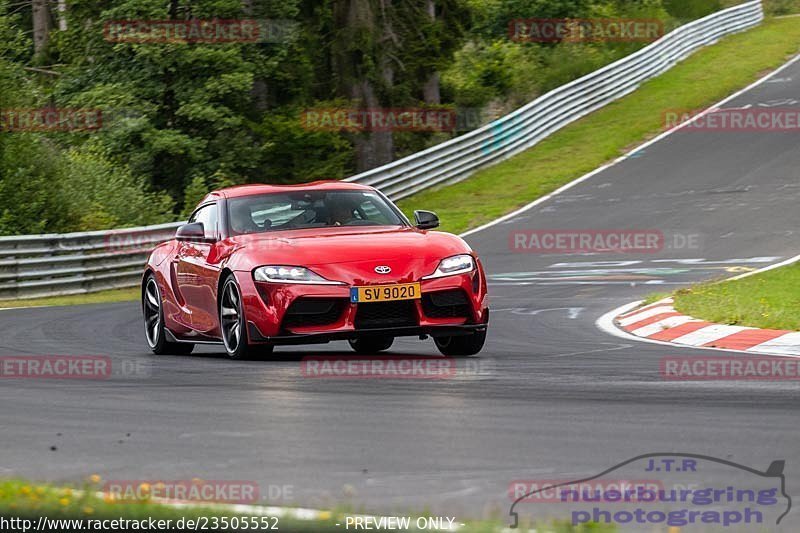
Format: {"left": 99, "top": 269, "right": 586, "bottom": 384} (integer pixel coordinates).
{"left": 0, "top": 222, "right": 181, "bottom": 300}
{"left": 0, "top": 1, "right": 764, "bottom": 300}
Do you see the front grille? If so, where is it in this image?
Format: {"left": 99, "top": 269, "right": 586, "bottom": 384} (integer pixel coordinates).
{"left": 422, "top": 289, "right": 471, "bottom": 319}
{"left": 354, "top": 301, "right": 417, "bottom": 329}
{"left": 283, "top": 298, "right": 347, "bottom": 328}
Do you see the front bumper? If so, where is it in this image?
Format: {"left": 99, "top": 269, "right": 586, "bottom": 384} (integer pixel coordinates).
{"left": 236, "top": 267, "right": 489, "bottom": 343}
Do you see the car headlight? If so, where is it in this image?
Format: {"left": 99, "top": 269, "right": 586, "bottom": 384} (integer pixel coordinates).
{"left": 422, "top": 254, "right": 475, "bottom": 279}
{"left": 253, "top": 266, "right": 344, "bottom": 285}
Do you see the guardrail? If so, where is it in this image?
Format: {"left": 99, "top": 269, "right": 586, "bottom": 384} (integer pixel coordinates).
{"left": 345, "top": 0, "right": 763, "bottom": 200}
{"left": 0, "top": 1, "right": 764, "bottom": 301}
{"left": 0, "top": 222, "right": 181, "bottom": 300}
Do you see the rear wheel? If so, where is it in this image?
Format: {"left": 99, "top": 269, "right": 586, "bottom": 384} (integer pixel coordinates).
{"left": 220, "top": 275, "right": 273, "bottom": 360}
{"left": 348, "top": 336, "right": 394, "bottom": 354}
{"left": 434, "top": 330, "right": 486, "bottom": 357}
{"left": 143, "top": 275, "right": 194, "bottom": 355}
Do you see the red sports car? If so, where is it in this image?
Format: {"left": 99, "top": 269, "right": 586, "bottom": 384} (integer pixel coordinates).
{"left": 142, "top": 181, "right": 489, "bottom": 359}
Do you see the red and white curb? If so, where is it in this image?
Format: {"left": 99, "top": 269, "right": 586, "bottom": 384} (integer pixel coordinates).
{"left": 608, "top": 297, "right": 800, "bottom": 357}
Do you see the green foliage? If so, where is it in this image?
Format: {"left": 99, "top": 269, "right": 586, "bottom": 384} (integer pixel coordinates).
{"left": 0, "top": 5, "right": 64, "bottom": 235}
{"left": 663, "top": 0, "right": 722, "bottom": 20}
{"left": 255, "top": 108, "right": 354, "bottom": 183}
{"left": 0, "top": 0, "right": 735, "bottom": 235}
{"left": 763, "top": 0, "right": 800, "bottom": 15}
{"left": 465, "top": 0, "right": 595, "bottom": 38}
{"left": 0, "top": 135, "right": 66, "bottom": 235}
{"left": 444, "top": 0, "right": 670, "bottom": 111}
{"left": 538, "top": 43, "right": 622, "bottom": 92}
{"left": 443, "top": 40, "right": 544, "bottom": 108}
{"left": 57, "top": 146, "right": 175, "bottom": 230}
{"left": 181, "top": 175, "right": 210, "bottom": 218}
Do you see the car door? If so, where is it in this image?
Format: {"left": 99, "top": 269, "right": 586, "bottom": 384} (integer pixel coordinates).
{"left": 174, "top": 203, "right": 221, "bottom": 334}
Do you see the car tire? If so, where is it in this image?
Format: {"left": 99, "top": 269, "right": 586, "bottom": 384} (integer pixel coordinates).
{"left": 348, "top": 336, "right": 394, "bottom": 354}
{"left": 143, "top": 274, "right": 194, "bottom": 355}
{"left": 433, "top": 330, "right": 486, "bottom": 357}
{"left": 219, "top": 274, "right": 274, "bottom": 360}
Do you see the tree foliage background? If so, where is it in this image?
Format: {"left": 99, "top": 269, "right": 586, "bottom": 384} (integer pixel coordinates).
{"left": 0, "top": 0, "right": 729, "bottom": 235}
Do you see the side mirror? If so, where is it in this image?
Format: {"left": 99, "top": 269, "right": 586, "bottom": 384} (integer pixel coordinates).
{"left": 176, "top": 222, "right": 208, "bottom": 242}
{"left": 414, "top": 210, "right": 439, "bottom": 230}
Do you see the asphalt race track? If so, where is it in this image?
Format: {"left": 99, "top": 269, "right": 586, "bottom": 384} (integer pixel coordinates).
{"left": 2, "top": 58, "right": 800, "bottom": 530}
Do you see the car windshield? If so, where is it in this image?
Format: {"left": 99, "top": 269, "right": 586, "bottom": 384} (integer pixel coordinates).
{"left": 227, "top": 190, "right": 406, "bottom": 235}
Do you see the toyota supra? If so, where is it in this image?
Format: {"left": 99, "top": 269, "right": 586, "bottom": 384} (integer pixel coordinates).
{"left": 142, "top": 181, "right": 489, "bottom": 359}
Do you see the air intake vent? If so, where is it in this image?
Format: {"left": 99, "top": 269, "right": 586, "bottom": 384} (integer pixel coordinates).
{"left": 422, "top": 289, "right": 471, "bottom": 319}
{"left": 355, "top": 301, "right": 417, "bottom": 329}
{"left": 283, "top": 298, "right": 347, "bottom": 328}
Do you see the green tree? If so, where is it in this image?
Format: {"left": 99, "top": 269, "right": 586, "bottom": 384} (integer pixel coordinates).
{"left": 0, "top": 1, "right": 66, "bottom": 235}
{"left": 51, "top": 0, "right": 308, "bottom": 203}
{"left": 662, "top": 0, "right": 721, "bottom": 20}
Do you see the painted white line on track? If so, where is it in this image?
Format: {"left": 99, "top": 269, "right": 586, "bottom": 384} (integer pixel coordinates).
{"left": 725, "top": 252, "right": 800, "bottom": 281}
{"left": 462, "top": 53, "right": 800, "bottom": 239}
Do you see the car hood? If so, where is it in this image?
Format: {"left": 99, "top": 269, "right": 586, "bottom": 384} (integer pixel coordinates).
{"left": 226, "top": 226, "right": 472, "bottom": 284}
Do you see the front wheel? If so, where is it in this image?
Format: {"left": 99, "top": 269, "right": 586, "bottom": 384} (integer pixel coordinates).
{"left": 348, "top": 336, "right": 394, "bottom": 354}
{"left": 434, "top": 330, "right": 486, "bottom": 357}
{"left": 219, "top": 275, "right": 273, "bottom": 360}
{"left": 143, "top": 275, "right": 194, "bottom": 355}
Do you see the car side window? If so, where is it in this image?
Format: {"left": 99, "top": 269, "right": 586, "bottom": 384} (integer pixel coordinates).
{"left": 189, "top": 204, "right": 219, "bottom": 241}
{"left": 356, "top": 197, "right": 392, "bottom": 224}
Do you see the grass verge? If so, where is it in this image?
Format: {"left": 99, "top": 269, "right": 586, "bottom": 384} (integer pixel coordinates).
{"left": 398, "top": 16, "right": 800, "bottom": 234}
{"left": 671, "top": 262, "right": 800, "bottom": 330}
{"left": 0, "top": 478, "right": 613, "bottom": 533}
{"left": 0, "top": 287, "right": 139, "bottom": 309}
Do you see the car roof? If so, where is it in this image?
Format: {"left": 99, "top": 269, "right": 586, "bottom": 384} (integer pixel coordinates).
{"left": 203, "top": 180, "right": 375, "bottom": 201}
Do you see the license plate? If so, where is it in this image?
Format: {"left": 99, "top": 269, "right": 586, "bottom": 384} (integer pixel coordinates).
{"left": 350, "top": 282, "right": 421, "bottom": 303}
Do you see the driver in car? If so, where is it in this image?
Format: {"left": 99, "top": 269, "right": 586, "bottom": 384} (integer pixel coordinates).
{"left": 327, "top": 199, "right": 357, "bottom": 226}
{"left": 230, "top": 203, "right": 260, "bottom": 234}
